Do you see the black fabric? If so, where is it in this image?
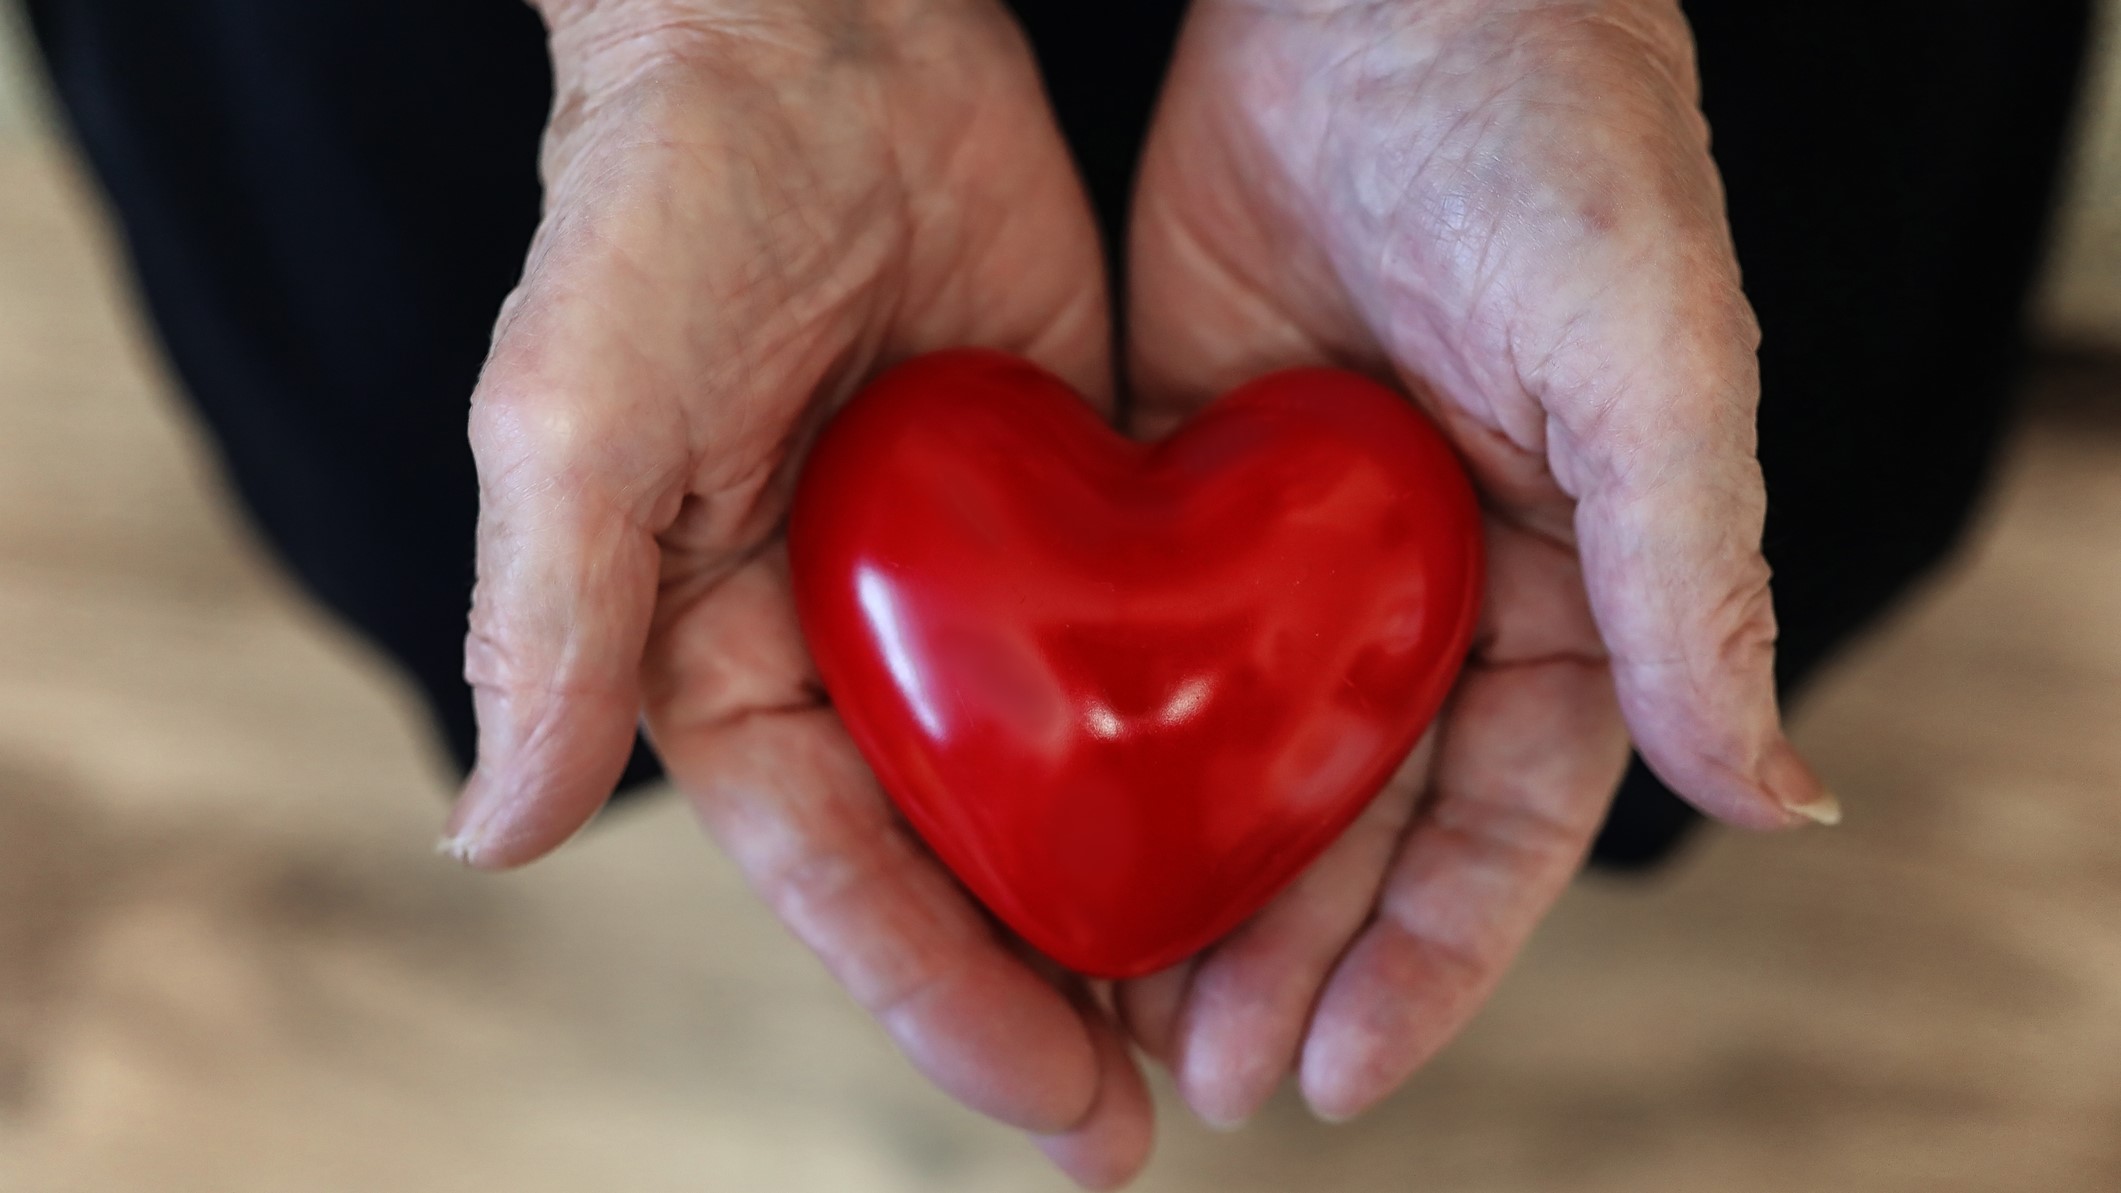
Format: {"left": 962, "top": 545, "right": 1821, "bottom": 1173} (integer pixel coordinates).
{"left": 1010, "top": 0, "right": 1189, "bottom": 258}
{"left": 20, "top": 0, "right": 2092, "bottom": 866}
{"left": 24, "top": 0, "right": 665, "bottom": 792}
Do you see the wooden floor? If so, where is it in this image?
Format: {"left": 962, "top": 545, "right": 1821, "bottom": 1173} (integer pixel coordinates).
{"left": 4, "top": 126, "right": 2121, "bottom": 1191}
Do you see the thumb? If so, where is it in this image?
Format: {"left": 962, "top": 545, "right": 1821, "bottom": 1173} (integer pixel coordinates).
{"left": 1554, "top": 296, "right": 1839, "bottom": 831}
{"left": 441, "top": 285, "right": 688, "bottom": 868}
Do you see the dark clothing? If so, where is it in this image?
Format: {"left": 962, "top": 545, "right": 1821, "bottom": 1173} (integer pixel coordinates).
{"left": 21, "top": 0, "right": 2094, "bottom": 866}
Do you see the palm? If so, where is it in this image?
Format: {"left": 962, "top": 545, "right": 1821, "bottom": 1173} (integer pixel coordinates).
{"left": 456, "top": 12, "right": 1146, "bottom": 1183}
{"left": 1115, "top": 0, "right": 1807, "bottom": 1125}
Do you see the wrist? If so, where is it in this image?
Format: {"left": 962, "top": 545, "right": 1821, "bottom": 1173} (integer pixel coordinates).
{"left": 1210, "top": 0, "right": 1694, "bottom": 60}
{"left": 529, "top": 0, "right": 934, "bottom": 51}
{"left": 531, "top": 0, "right": 987, "bottom": 93}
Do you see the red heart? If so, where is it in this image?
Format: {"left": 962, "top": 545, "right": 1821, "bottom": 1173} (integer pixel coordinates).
{"left": 789, "top": 349, "right": 1483, "bottom": 979}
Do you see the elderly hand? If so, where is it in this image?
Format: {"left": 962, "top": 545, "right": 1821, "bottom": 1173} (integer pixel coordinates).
{"left": 1115, "top": 0, "right": 1837, "bottom": 1130}
{"left": 446, "top": 1, "right": 1150, "bottom": 1184}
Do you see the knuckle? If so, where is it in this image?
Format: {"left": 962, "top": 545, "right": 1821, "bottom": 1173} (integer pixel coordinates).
{"left": 469, "top": 332, "right": 675, "bottom": 507}
{"left": 461, "top": 599, "right": 563, "bottom": 704}
{"left": 461, "top": 618, "right": 507, "bottom": 690}
{"left": 1376, "top": 904, "right": 1493, "bottom": 1003}
{"left": 1676, "top": 550, "right": 1778, "bottom": 697}
{"left": 470, "top": 375, "right": 603, "bottom": 479}
{"left": 1429, "top": 792, "right": 1596, "bottom": 878}
{"left": 1628, "top": 559, "right": 1780, "bottom": 768}
{"left": 1709, "top": 556, "right": 1779, "bottom": 659}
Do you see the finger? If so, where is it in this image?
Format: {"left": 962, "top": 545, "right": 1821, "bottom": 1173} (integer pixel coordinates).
{"left": 1296, "top": 519, "right": 1629, "bottom": 1119}
{"left": 1168, "top": 514, "right": 1584, "bottom": 1128}
{"left": 1299, "top": 658, "right": 1625, "bottom": 1120}
{"left": 667, "top": 708, "right": 1103, "bottom": 1131}
{"left": 448, "top": 79, "right": 886, "bottom": 865}
{"left": 446, "top": 74, "right": 781, "bottom": 867}
{"left": 1159, "top": 734, "right": 1433, "bottom": 1131}
{"left": 446, "top": 290, "right": 690, "bottom": 868}
{"left": 1539, "top": 280, "right": 1837, "bottom": 829}
{"left": 1033, "top": 999, "right": 1157, "bottom": 1190}
{"left": 647, "top": 553, "right": 1100, "bottom": 1132}
{"left": 1115, "top": 959, "right": 1196, "bottom": 1066}
{"left": 1467, "top": 71, "right": 1834, "bottom": 831}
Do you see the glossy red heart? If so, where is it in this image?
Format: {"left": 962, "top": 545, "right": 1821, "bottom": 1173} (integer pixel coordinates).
{"left": 789, "top": 349, "right": 1483, "bottom": 979}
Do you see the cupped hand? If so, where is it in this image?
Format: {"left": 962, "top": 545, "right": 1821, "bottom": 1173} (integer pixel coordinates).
{"left": 1117, "top": 0, "right": 1839, "bottom": 1129}
{"left": 446, "top": 2, "right": 1147, "bottom": 1184}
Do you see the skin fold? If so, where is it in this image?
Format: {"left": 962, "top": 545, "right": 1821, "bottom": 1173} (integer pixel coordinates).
{"left": 446, "top": 0, "right": 1836, "bottom": 1185}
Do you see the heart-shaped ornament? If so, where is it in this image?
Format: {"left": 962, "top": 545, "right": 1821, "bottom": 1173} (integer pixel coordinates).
{"left": 789, "top": 349, "right": 1483, "bottom": 979}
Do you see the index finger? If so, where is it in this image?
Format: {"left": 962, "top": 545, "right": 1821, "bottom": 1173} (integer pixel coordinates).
{"left": 644, "top": 555, "right": 1106, "bottom": 1134}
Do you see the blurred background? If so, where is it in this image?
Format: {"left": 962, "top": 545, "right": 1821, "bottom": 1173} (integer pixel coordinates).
{"left": 4, "top": 6, "right": 2121, "bottom": 1193}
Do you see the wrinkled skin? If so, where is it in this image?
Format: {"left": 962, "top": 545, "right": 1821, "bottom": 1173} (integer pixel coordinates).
{"left": 1114, "top": 0, "right": 1839, "bottom": 1136}
{"left": 449, "top": 0, "right": 1835, "bottom": 1186}
{"left": 454, "top": 3, "right": 1150, "bottom": 1182}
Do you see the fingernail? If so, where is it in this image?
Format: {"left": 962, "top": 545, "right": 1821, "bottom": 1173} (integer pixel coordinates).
{"left": 1179, "top": 1041, "right": 1264, "bottom": 1132}
{"left": 1785, "top": 789, "right": 1843, "bottom": 826}
{"left": 1760, "top": 738, "right": 1840, "bottom": 827}
{"left": 1183, "top": 1079, "right": 1256, "bottom": 1132}
{"left": 1309, "top": 1102, "right": 1359, "bottom": 1126}
{"left": 438, "top": 771, "right": 506, "bottom": 866}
